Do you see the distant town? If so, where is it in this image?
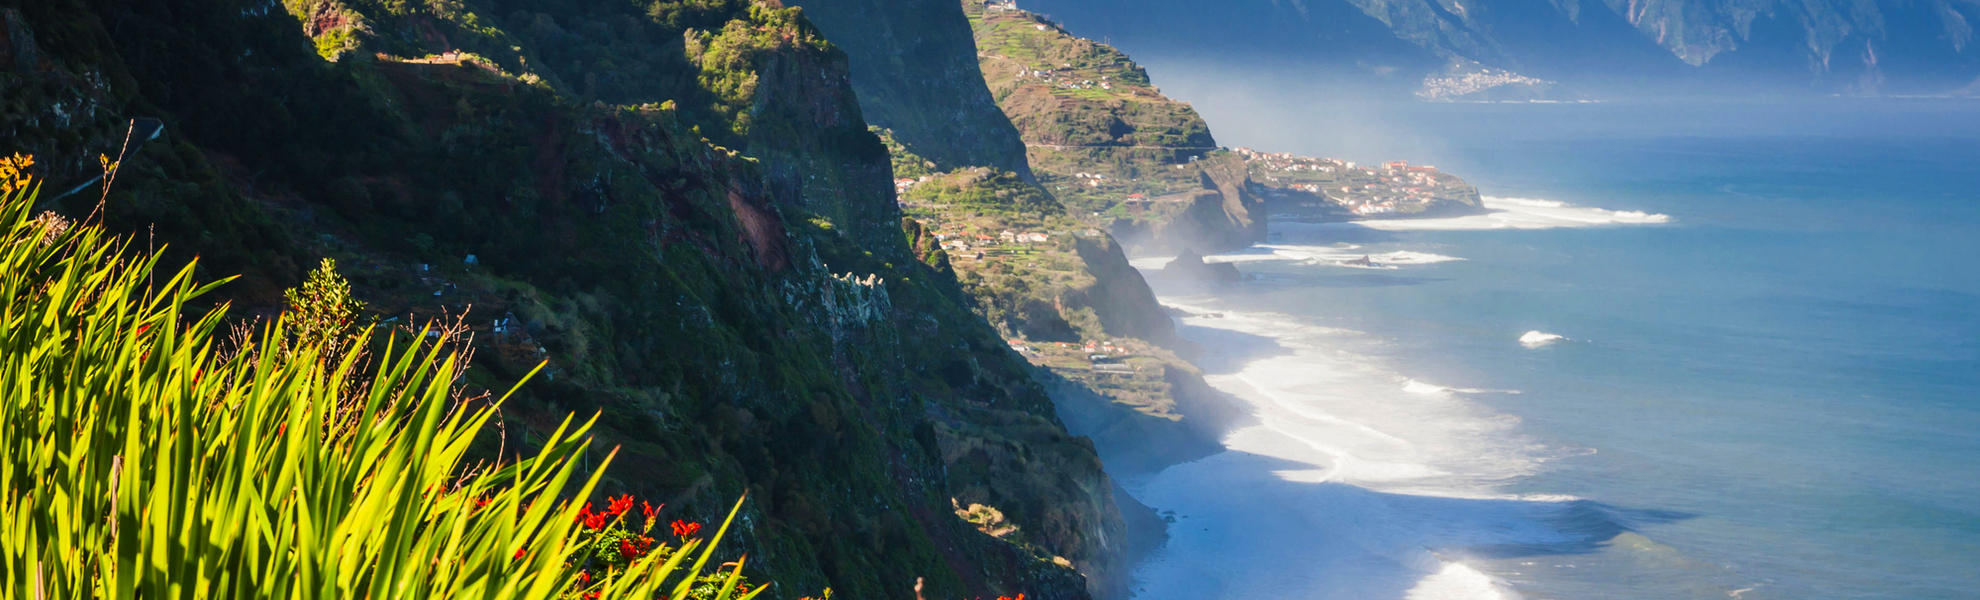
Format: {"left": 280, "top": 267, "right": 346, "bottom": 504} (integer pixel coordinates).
{"left": 1234, "top": 147, "right": 1483, "bottom": 219}
{"left": 1416, "top": 67, "right": 1556, "bottom": 101}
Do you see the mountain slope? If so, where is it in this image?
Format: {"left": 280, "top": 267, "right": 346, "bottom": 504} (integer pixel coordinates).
{"left": 1023, "top": 0, "right": 1980, "bottom": 96}
{"left": 0, "top": 1, "right": 1124, "bottom": 597}
{"left": 784, "top": 0, "right": 1035, "bottom": 178}
{"left": 963, "top": 3, "right": 1264, "bottom": 254}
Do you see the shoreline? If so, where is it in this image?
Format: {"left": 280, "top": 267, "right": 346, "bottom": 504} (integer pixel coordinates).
{"left": 1115, "top": 300, "right": 1539, "bottom": 600}
{"left": 1113, "top": 197, "right": 1679, "bottom": 599}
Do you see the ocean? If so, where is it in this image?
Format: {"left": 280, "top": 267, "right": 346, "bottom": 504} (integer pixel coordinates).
{"left": 1121, "top": 100, "right": 1980, "bottom": 599}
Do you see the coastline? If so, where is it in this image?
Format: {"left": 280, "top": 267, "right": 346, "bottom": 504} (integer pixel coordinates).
{"left": 1113, "top": 197, "right": 1680, "bottom": 599}
{"left": 1117, "top": 301, "right": 1539, "bottom": 600}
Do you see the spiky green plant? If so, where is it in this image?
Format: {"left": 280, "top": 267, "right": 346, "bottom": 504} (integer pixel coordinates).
{"left": 283, "top": 257, "right": 368, "bottom": 356}
{"left": 0, "top": 175, "right": 764, "bottom": 599}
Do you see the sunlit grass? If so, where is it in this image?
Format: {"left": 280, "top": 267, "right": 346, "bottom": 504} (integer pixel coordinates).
{"left": 0, "top": 174, "right": 763, "bottom": 600}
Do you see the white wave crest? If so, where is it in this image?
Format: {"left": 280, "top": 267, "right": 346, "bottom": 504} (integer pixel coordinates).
{"left": 1408, "top": 562, "right": 1524, "bottom": 600}
{"left": 1408, "top": 379, "right": 1525, "bottom": 395}
{"left": 1131, "top": 245, "right": 1466, "bottom": 271}
{"left": 1519, "top": 331, "right": 1566, "bottom": 347}
{"left": 1236, "top": 245, "right": 1466, "bottom": 268}
{"left": 1280, "top": 196, "right": 1672, "bottom": 232}
{"left": 1404, "top": 379, "right": 1451, "bottom": 395}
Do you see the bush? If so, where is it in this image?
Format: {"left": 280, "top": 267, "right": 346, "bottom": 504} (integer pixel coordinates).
{"left": 0, "top": 173, "right": 762, "bottom": 600}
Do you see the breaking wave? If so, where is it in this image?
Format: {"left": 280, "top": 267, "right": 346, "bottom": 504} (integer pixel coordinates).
{"left": 1519, "top": 331, "right": 1566, "bottom": 347}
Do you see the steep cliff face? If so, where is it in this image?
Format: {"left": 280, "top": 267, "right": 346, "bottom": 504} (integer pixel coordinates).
{"left": 1025, "top": 0, "right": 1980, "bottom": 96}
{"left": 0, "top": 1, "right": 1129, "bottom": 598}
{"left": 890, "top": 160, "right": 1200, "bottom": 600}
{"left": 960, "top": 3, "right": 1265, "bottom": 255}
{"left": 784, "top": 0, "right": 1033, "bottom": 178}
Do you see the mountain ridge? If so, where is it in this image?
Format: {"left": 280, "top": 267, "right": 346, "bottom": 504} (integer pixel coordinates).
{"left": 0, "top": 0, "right": 1123, "bottom": 597}
{"left": 1023, "top": 0, "right": 1980, "bottom": 97}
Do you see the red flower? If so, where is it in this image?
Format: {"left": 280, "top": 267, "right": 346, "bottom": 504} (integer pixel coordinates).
{"left": 671, "top": 520, "right": 702, "bottom": 538}
{"left": 606, "top": 494, "right": 635, "bottom": 516}
{"left": 577, "top": 571, "right": 592, "bottom": 586}
{"left": 619, "top": 540, "right": 640, "bottom": 559}
{"left": 583, "top": 512, "right": 608, "bottom": 530}
{"left": 642, "top": 501, "right": 660, "bottom": 521}
{"left": 513, "top": 547, "right": 527, "bottom": 560}
{"left": 575, "top": 503, "right": 594, "bottom": 524}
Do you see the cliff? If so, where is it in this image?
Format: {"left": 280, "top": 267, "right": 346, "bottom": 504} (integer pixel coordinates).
{"left": 784, "top": 0, "right": 1033, "bottom": 178}
{"left": 0, "top": 0, "right": 1131, "bottom": 597}
{"left": 790, "top": 12, "right": 1249, "bottom": 596}
{"left": 1023, "top": 0, "right": 1980, "bottom": 97}
{"left": 961, "top": 3, "right": 1265, "bottom": 255}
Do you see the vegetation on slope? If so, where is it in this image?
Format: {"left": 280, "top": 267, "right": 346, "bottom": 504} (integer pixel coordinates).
{"left": 960, "top": 1, "right": 1262, "bottom": 254}
{"left": 784, "top": 0, "right": 1034, "bottom": 178}
{"left": 1, "top": 1, "right": 1127, "bottom": 598}
{"left": 0, "top": 180, "right": 765, "bottom": 600}
{"left": 887, "top": 136, "right": 1231, "bottom": 542}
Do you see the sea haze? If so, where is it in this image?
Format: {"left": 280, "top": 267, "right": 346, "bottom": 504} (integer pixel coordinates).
{"left": 1125, "top": 100, "right": 1980, "bottom": 599}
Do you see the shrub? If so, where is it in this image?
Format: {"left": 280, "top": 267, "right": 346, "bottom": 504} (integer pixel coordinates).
{"left": 0, "top": 170, "right": 762, "bottom": 600}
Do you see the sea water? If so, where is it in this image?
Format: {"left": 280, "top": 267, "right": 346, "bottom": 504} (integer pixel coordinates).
{"left": 1123, "top": 101, "right": 1980, "bottom": 600}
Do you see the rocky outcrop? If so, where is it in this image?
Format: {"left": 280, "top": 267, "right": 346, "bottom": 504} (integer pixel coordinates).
{"left": 1067, "top": 236, "right": 1179, "bottom": 346}
{"left": 955, "top": 5, "right": 1266, "bottom": 256}
{"left": 786, "top": 0, "right": 1033, "bottom": 178}
{"left": 1108, "top": 153, "right": 1266, "bottom": 254}
{"left": 1162, "top": 249, "right": 1242, "bottom": 284}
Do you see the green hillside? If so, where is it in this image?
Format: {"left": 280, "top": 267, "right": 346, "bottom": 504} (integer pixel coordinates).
{"left": 0, "top": 1, "right": 1125, "bottom": 597}
{"left": 962, "top": 1, "right": 1262, "bottom": 254}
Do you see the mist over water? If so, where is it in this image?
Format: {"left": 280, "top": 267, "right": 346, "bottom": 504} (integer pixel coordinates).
{"left": 1124, "top": 100, "right": 1980, "bottom": 599}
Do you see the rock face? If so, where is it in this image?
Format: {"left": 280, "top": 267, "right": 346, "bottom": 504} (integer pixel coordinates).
{"left": 1024, "top": 0, "right": 1980, "bottom": 96}
{"left": 1102, "top": 153, "right": 1267, "bottom": 254}
{"left": 1162, "top": 249, "right": 1243, "bottom": 284}
{"left": 792, "top": 3, "right": 1266, "bottom": 596}
{"left": 1068, "top": 236, "right": 1180, "bottom": 346}
{"left": 786, "top": 0, "right": 1034, "bottom": 178}
{"left": 0, "top": 1, "right": 1135, "bottom": 598}
{"left": 958, "top": 3, "right": 1266, "bottom": 254}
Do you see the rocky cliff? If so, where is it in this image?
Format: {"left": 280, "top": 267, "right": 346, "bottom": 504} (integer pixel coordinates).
{"left": 783, "top": 2, "right": 1250, "bottom": 589}
{"left": 784, "top": 0, "right": 1033, "bottom": 178}
{"left": 961, "top": 3, "right": 1265, "bottom": 255}
{"left": 1025, "top": 0, "right": 1980, "bottom": 97}
{"left": 0, "top": 0, "right": 1136, "bottom": 597}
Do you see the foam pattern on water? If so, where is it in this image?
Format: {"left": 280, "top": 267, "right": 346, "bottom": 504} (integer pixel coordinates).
{"left": 1128, "top": 302, "right": 1606, "bottom": 600}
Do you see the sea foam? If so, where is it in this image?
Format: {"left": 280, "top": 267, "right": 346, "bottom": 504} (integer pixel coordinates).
{"left": 1281, "top": 197, "right": 1672, "bottom": 232}
{"left": 1407, "top": 562, "right": 1523, "bottom": 600}
{"left": 1519, "top": 331, "right": 1566, "bottom": 347}
{"left": 1128, "top": 302, "right": 1596, "bottom": 600}
{"left": 1147, "top": 245, "right": 1468, "bottom": 269}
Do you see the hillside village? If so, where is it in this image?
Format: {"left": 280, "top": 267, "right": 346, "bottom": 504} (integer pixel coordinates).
{"left": 963, "top": 0, "right": 1482, "bottom": 238}
{"left": 1235, "top": 147, "right": 1484, "bottom": 219}
{"left": 1416, "top": 65, "right": 1559, "bottom": 101}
